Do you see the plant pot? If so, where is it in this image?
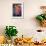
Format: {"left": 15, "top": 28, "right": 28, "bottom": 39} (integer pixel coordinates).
{"left": 40, "top": 20, "right": 46, "bottom": 27}
{"left": 11, "top": 36, "right": 17, "bottom": 44}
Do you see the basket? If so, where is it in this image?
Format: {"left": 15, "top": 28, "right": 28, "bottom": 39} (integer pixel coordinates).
{"left": 41, "top": 20, "right": 46, "bottom": 27}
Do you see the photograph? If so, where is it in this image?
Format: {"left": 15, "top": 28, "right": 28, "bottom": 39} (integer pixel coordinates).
{"left": 13, "top": 4, "right": 22, "bottom": 17}
{"left": 12, "top": 3, "right": 24, "bottom": 19}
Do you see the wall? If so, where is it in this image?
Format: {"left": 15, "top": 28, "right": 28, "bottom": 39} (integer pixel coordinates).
{"left": 0, "top": 0, "right": 46, "bottom": 39}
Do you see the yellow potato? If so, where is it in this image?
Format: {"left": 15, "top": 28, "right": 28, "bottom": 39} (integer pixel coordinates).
{"left": 0, "top": 36, "right": 5, "bottom": 44}
{"left": 41, "top": 38, "right": 46, "bottom": 43}
{"left": 23, "top": 38, "right": 28, "bottom": 43}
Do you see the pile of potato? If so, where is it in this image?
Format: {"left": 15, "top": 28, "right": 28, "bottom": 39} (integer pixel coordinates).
{"left": 0, "top": 36, "right": 6, "bottom": 44}
{"left": 14, "top": 37, "right": 33, "bottom": 44}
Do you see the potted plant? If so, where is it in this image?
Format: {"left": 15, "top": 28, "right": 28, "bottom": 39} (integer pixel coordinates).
{"left": 36, "top": 14, "right": 46, "bottom": 27}
{"left": 5, "top": 26, "right": 18, "bottom": 43}
{"left": 36, "top": 6, "right": 46, "bottom": 27}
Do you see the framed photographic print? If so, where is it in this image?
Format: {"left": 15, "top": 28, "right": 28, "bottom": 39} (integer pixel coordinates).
{"left": 12, "top": 2, "right": 24, "bottom": 19}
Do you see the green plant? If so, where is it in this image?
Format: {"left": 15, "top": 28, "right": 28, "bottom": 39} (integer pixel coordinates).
{"left": 5, "top": 26, "right": 18, "bottom": 39}
{"left": 36, "top": 14, "right": 46, "bottom": 21}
